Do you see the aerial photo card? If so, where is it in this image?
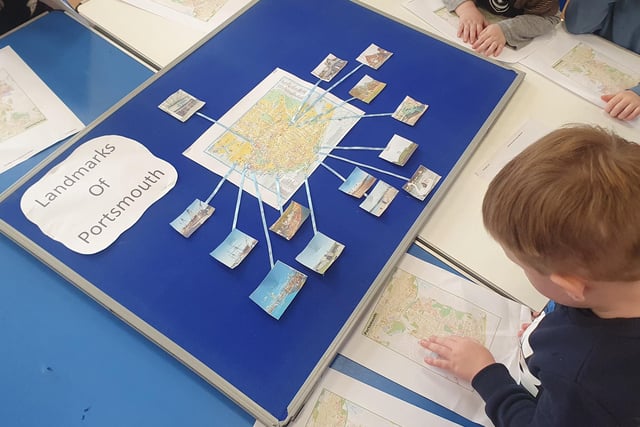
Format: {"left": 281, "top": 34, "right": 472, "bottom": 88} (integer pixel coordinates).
{"left": 170, "top": 198, "right": 215, "bottom": 238}
{"left": 348, "top": 75, "right": 386, "bottom": 104}
{"left": 402, "top": 165, "right": 441, "bottom": 201}
{"left": 269, "top": 201, "right": 310, "bottom": 240}
{"left": 379, "top": 134, "right": 418, "bottom": 166}
{"left": 210, "top": 228, "right": 258, "bottom": 269}
{"left": 158, "top": 89, "right": 205, "bottom": 122}
{"left": 356, "top": 43, "right": 393, "bottom": 69}
{"left": 359, "top": 180, "right": 398, "bottom": 217}
{"left": 295, "top": 232, "right": 345, "bottom": 275}
{"left": 338, "top": 167, "right": 376, "bottom": 198}
{"left": 249, "top": 260, "right": 307, "bottom": 320}
{"left": 392, "top": 96, "right": 428, "bottom": 126}
{"left": 311, "top": 53, "right": 348, "bottom": 82}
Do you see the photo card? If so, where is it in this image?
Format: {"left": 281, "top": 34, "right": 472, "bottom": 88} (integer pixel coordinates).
{"left": 356, "top": 43, "right": 393, "bottom": 69}
{"left": 392, "top": 96, "right": 428, "bottom": 126}
{"left": 379, "top": 134, "right": 418, "bottom": 166}
{"left": 338, "top": 167, "right": 376, "bottom": 198}
{"left": 359, "top": 180, "right": 399, "bottom": 217}
{"left": 296, "top": 232, "right": 345, "bottom": 274}
{"left": 210, "top": 228, "right": 258, "bottom": 269}
{"left": 249, "top": 261, "right": 307, "bottom": 320}
{"left": 158, "top": 89, "right": 205, "bottom": 122}
{"left": 402, "top": 165, "right": 441, "bottom": 201}
{"left": 269, "top": 201, "right": 310, "bottom": 240}
{"left": 170, "top": 199, "right": 215, "bottom": 238}
{"left": 348, "top": 75, "right": 386, "bottom": 103}
{"left": 311, "top": 53, "right": 348, "bottom": 82}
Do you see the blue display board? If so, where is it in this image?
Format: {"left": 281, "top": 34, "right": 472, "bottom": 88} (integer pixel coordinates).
{"left": 0, "top": 1, "right": 521, "bottom": 425}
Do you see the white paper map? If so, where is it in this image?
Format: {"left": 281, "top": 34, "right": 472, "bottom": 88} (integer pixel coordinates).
{"left": 253, "top": 368, "right": 458, "bottom": 427}
{"left": 402, "top": 0, "right": 555, "bottom": 63}
{"left": 340, "top": 253, "right": 528, "bottom": 426}
{"left": 521, "top": 28, "right": 640, "bottom": 129}
{"left": 0, "top": 46, "right": 84, "bottom": 174}
{"left": 184, "top": 68, "right": 363, "bottom": 209}
{"left": 552, "top": 42, "right": 639, "bottom": 96}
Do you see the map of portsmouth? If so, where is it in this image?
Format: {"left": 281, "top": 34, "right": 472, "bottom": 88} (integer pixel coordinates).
{"left": 0, "top": 68, "right": 46, "bottom": 144}
{"left": 184, "top": 68, "right": 363, "bottom": 208}
{"left": 363, "top": 267, "right": 498, "bottom": 377}
{"left": 553, "top": 42, "right": 640, "bottom": 95}
{"left": 305, "top": 388, "right": 400, "bottom": 427}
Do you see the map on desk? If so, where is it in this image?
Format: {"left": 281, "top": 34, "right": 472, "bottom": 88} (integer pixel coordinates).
{"left": 521, "top": 29, "right": 640, "bottom": 129}
{"left": 253, "top": 368, "right": 458, "bottom": 427}
{"left": 340, "top": 252, "right": 528, "bottom": 426}
{"left": 0, "top": 46, "right": 83, "bottom": 174}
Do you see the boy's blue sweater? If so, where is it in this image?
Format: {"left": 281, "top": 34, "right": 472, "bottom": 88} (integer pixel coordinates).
{"left": 472, "top": 305, "right": 640, "bottom": 426}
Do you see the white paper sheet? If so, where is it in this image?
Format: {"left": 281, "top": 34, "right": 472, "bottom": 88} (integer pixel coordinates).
{"left": 121, "top": 0, "right": 255, "bottom": 33}
{"left": 402, "top": 0, "right": 556, "bottom": 63}
{"left": 520, "top": 27, "right": 640, "bottom": 130}
{"left": 475, "top": 120, "right": 553, "bottom": 180}
{"left": 340, "top": 253, "right": 529, "bottom": 426}
{"left": 254, "top": 368, "right": 459, "bottom": 427}
{"left": 20, "top": 135, "right": 177, "bottom": 254}
{"left": 0, "top": 46, "right": 84, "bottom": 174}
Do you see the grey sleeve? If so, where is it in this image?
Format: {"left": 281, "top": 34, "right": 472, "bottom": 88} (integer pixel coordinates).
{"left": 442, "top": 0, "right": 470, "bottom": 13}
{"left": 497, "top": 14, "right": 561, "bottom": 49}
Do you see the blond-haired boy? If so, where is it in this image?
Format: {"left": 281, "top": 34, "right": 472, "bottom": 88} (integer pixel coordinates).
{"left": 421, "top": 125, "right": 640, "bottom": 425}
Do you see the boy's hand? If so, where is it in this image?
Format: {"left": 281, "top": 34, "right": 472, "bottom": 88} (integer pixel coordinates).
{"left": 455, "top": 1, "right": 487, "bottom": 44}
{"left": 420, "top": 336, "right": 495, "bottom": 382}
{"left": 601, "top": 90, "right": 640, "bottom": 121}
{"left": 472, "top": 24, "right": 506, "bottom": 57}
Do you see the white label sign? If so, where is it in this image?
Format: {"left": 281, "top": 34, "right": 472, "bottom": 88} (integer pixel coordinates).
{"left": 21, "top": 135, "right": 178, "bottom": 254}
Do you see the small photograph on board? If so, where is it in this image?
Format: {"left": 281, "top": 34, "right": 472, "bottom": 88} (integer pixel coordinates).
{"left": 311, "top": 53, "right": 348, "bottom": 82}
{"left": 356, "top": 43, "right": 393, "bottom": 69}
{"left": 170, "top": 199, "right": 215, "bottom": 238}
{"left": 359, "top": 180, "right": 399, "bottom": 217}
{"left": 403, "top": 165, "right": 441, "bottom": 201}
{"left": 210, "top": 228, "right": 258, "bottom": 269}
{"left": 158, "top": 89, "right": 205, "bottom": 122}
{"left": 338, "top": 167, "right": 376, "bottom": 198}
{"left": 269, "top": 201, "right": 310, "bottom": 240}
{"left": 296, "top": 232, "right": 345, "bottom": 275}
{"left": 392, "top": 96, "right": 428, "bottom": 126}
{"left": 250, "top": 260, "right": 307, "bottom": 320}
{"left": 348, "top": 75, "right": 387, "bottom": 104}
{"left": 379, "top": 134, "right": 418, "bottom": 166}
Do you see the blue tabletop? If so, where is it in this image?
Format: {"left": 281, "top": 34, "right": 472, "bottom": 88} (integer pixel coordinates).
{"left": 1, "top": 11, "right": 253, "bottom": 427}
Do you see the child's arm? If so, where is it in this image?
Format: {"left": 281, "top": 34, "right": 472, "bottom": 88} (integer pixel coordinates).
{"left": 495, "top": 14, "right": 561, "bottom": 49}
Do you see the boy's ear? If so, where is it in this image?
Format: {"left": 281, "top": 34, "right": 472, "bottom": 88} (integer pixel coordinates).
{"left": 550, "top": 274, "right": 587, "bottom": 302}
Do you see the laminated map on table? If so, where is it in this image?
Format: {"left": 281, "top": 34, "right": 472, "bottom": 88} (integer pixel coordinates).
{"left": 340, "top": 253, "right": 529, "bottom": 426}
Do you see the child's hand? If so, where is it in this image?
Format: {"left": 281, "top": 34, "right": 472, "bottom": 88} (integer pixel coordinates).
{"left": 601, "top": 90, "right": 640, "bottom": 121}
{"left": 455, "top": 1, "right": 487, "bottom": 44}
{"left": 472, "top": 24, "right": 506, "bottom": 57}
{"left": 420, "top": 335, "right": 495, "bottom": 382}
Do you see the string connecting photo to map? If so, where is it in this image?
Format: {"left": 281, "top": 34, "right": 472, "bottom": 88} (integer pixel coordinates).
{"left": 159, "top": 43, "right": 441, "bottom": 319}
